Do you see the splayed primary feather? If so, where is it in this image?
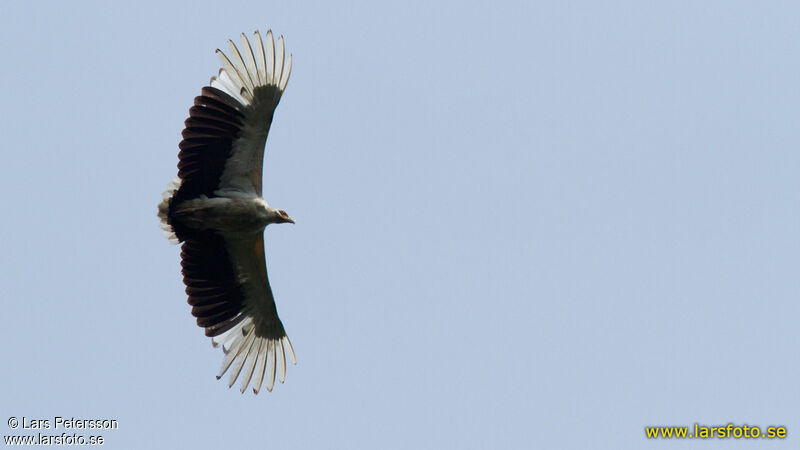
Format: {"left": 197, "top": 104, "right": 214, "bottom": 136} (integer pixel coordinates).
{"left": 211, "top": 30, "right": 292, "bottom": 107}
{"left": 211, "top": 316, "right": 296, "bottom": 393}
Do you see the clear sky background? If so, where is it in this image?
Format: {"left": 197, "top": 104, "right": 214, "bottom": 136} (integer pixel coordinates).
{"left": 1, "top": 1, "right": 798, "bottom": 448}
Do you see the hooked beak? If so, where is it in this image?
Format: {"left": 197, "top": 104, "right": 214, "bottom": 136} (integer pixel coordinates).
{"left": 277, "top": 209, "right": 295, "bottom": 224}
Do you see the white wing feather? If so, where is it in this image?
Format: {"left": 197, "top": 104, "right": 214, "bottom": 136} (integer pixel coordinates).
{"left": 212, "top": 316, "right": 296, "bottom": 394}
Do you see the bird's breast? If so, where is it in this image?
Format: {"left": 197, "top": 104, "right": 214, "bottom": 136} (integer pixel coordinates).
{"left": 174, "top": 196, "right": 270, "bottom": 233}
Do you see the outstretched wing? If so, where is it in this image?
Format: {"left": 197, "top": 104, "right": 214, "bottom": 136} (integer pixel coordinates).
{"left": 174, "top": 30, "right": 291, "bottom": 206}
{"left": 215, "top": 232, "right": 296, "bottom": 393}
{"left": 181, "top": 230, "right": 296, "bottom": 394}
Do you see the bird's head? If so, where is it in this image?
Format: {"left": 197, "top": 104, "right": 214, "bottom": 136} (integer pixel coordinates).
{"left": 276, "top": 209, "right": 296, "bottom": 224}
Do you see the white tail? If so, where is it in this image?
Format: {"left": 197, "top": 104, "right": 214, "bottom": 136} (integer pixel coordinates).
{"left": 157, "top": 177, "right": 181, "bottom": 244}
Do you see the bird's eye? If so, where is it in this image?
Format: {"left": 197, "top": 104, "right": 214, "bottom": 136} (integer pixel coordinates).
{"left": 278, "top": 210, "right": 288, "bottom": 218}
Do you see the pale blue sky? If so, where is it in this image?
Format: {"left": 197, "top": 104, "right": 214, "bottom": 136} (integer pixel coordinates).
{"left": 1, "top": 1, "right": 798, "bottom": 448}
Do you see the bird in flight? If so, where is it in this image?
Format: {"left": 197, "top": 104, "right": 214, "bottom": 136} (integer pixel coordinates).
{"left": 158, "top": 29, "right": 296, "bottom": 394}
